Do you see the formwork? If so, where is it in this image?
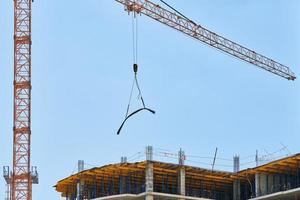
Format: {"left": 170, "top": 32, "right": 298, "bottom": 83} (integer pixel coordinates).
{"left": 55, "top": 154, "right": 300, "bottom": 200}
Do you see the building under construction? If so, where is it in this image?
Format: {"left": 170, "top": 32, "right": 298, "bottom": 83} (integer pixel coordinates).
{"left": 55, "top": 147, "right": 300, "bottom": 200}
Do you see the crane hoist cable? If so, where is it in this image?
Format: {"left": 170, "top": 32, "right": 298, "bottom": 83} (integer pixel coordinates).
{"left": 160, "top": 0, "right": 196, "bottom": 25}
{"left": 117, "top": 9, "right": 155, "bottom": 135}
{"left": 117, "top": 64, "right": 155, "bottom": 135}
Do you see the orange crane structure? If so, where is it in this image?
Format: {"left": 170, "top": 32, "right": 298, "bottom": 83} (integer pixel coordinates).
{"left": 3, "top": 0, "right": 38, "bottom": 200}
{"left": 116, "top": 0, "right": 296, "bottom": 80}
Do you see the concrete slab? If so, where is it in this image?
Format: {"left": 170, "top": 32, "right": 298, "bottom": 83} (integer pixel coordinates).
{"left": 92, "top": 192, "right": 212, "bottom": 200}
{"left": 249, "top": 187, "right": 300, "bottom": 200}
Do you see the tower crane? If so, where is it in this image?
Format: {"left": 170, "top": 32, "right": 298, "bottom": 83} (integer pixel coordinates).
{"left": 3, "top": 0, "right": 38, "bottom": 200}
{"left": 115, "top": 0, "right": 296, "bottom": 81}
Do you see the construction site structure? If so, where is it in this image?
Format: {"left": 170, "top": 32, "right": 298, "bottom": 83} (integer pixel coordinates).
{"left": 3, "top": 0, "right": 38, "bottom": 200}
{"left": 4, "top": 0, "right": 297, "bottom": 199}
{"left": 55, "top": 146, "right": 300, "bottom": 200}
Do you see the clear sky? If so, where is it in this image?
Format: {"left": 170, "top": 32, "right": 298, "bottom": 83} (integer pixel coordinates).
{"left": 0, "top": 0, "right": 299, "bottom": 199}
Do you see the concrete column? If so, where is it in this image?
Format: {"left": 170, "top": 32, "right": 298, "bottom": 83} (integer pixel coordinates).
{"left": 178, "top": 149, "right": 185, "bottom": 166}
{"left": 233, "top": 155, "right": 240, "bottom": 173}
{"left": 233, "top": 155, "right": 241, "bottom": 200}
{"left": 255, "top": 173, "right": 268, "bottom": 197}
{"left": 267, "top": 174, "right": 273, "bottom": 194}
{"left": 119, "top": 176, "right": 126, "bottom": 194}
{"left": 274, "top": 174, "right": 280, "bottom": 192}
{"left": 255, "top": 173, "right": 261, "bottom": 197}
{"left": 233, "top": 180, "right": 241, "bottom": 200}
{"left": 145, "top": 162, "right": 154, "bottom": 200}
{"left": 260, "top": 173, "right": 268, "bottom": 196}
{"left": 77, "top": 160, "right": 84, "bottom": 200}
{"left": 121, "top": 156, "right": 128, "bottom": 163}
{"left": 177, "top": 148, "right": 185, "bottom": 199}
{"left": 178, "top": 167, "right": 185, "bottom": 199}
{"left": 146, "top": 146, "right": 153, "bottom": 161}
{"left": 77, "top": 180, "right": 84, "bottom": 200}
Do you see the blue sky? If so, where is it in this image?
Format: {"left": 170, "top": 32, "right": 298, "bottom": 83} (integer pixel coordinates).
{"left": 0, "top": 0, "right": 299, "bottom": 199}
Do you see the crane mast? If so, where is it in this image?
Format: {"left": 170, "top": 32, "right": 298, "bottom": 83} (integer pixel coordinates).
{"left": 8, "top": 0, "right": 38, "bottom": 200}
{"left": 116, "top": 0, "right": 296, "bottom": 80}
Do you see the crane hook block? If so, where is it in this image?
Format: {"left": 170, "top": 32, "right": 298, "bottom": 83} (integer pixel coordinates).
{"left": 133, "top": 64, "right": 138, "bottom": 73}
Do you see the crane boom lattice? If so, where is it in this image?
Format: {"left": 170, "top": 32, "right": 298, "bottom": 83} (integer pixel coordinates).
{"left": 116, "top": 0, "right": 296, "bottom": 80}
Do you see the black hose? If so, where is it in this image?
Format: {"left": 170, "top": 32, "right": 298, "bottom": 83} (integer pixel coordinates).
{"left": 117, "top": 108, "right": 155, "bottom": 135}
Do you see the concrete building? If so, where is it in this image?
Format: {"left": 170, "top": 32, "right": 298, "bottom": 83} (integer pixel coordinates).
{"left": 55, "top": 151, "right": 300, "bottom": 200}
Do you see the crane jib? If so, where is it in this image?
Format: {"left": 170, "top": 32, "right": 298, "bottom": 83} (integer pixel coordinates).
{"left": 115, "top": 0, "right": 296, "bottom": 81}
